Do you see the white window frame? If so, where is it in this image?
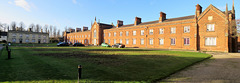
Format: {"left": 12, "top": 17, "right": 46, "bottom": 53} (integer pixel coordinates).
{"left": 108, "top": 33, "right": 111, "bottom": 37}
{"left": 149, "top": 38, "right": 153, "bottom": 45}
{"left": 133, "top": 39, "right": 136, "bottom": 45}
{"left": 159, "top": 38, "right": 164, "bottom": 45}
{"left": 171, "top": 27, "right": 176, "bottom": 34}
{"left": 126, "top": 39, "right": 129, "bottom": 45}
{"left": 108, "top": 39, "right": 110, "bottom": 44}
{"left": 133, "top": 31, "right": 136, "bottom": 36}
{"left": 184, "top": 38, "right": 190, "bottom": 45}
{"left": 114, "top": 39, "right": 116, "bottom": 44}
{"left": 114, "top": 32, "right": 117, "bottom": 37}
{"left": 207, "top": 24, "right": 215, "bottom": 31}
{"left": 159, "top": 28, "right": 164, "bottom": 34}
{"left": 171, "top": 38, "right": 176, "bottom": 45}
{"left": 120, "top": 32, "right": 123, "bottom": 36}
{"left": 141, "top": 30, "right": 144, "bottom": 35}
{"left": 205, "top": 37, "right": 216, "bottom": 46}
{"left": 141, "top": 38, "right": 144, "bottom": 45}
{"left": 149, "top": 29, "right": 154, "bottom": 35}
{"left": 126, "top": 31, "right": 129, "bottom": 36}
{"left": 120, "top": 39, "right": 122, "bottom": 43}
{"left": 184, "top": 26, "right": 190, "bottom": 33}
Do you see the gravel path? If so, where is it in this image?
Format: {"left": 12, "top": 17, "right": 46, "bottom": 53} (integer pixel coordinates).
{"left": 160, "top": 52, "right": 240, "bottom": 83}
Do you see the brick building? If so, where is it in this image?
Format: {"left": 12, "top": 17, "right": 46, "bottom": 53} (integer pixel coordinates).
{"left": 65, "top": 4, "right": 237, "bottom": 52}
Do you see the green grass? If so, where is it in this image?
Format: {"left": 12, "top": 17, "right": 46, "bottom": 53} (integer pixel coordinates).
{"left": 0, "top": 47, "right": 211, "bottom": 83}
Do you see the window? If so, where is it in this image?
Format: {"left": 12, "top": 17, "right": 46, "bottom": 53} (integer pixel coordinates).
{"left": 94, "top": 30, "right": 97, "bottom": 38}
{"left": 141, "top": 38, "right": 144, "bottom": 45}
{"left": 108, "top": 33, "right": 111, "bottom": 37}
{"left": 205, "top": 37, "right": 216, "bottom": 46}
{"left": 26, "top": 39, "right": 29, "bottom": 43}
{"left": 114, "top": 32, "right": 117, "bottom": 36}
{"left": 126, "top": 31, "right": 129, "bottom": 36}
{"left": 108, "top": 39, "right": 110, "bottom": 44}
{"left": 207, "top": 24, "right": 215, "bottom": 31}
{"left": 38, "top": 35, "right": 41, "bottom": 38}
{"left": 114, "top": 39, "right": 116, "bottom": 44}
{"left": 120, "top": 39, "right": 122, "bottom": 43}
{"left": 32, "top": 35, "right": 35, "bottom": 38}
{"left": 120, "top": 32, "right": 123, "bottom": 36}
{"left": 141, "top": 30, "right": 144, "bottom": 35}
{"left": 159, "top": 38, "right": 164, "bottom": 45}
{"left": 25, "top": 34, "right": 29, "bottom": 38}
{"left": 159, "top": 28, "right": 164, "bottom": 34}
{"left": 133, "top": 31, "right": 136, "bottom": 36}
{"left": 149, "top": 29, "right": 153, "bottom": 35}
{"left": 12, "top": 38, "right": 16, "bottom": 42}
{"left": 126, "top": 39, "right": 129, "bottom": 45}
{"left": 85, "top": 35, "right": 87, "bottom": 38}
{"left": 43, "top": 36, "right": 46, "bottom": 38}
{"left": 88, "top": 35, "right": 90, "bottom": 37}
{"left": 82, "top": 35, "right": 84, "bottom": 38}
{"left": 32, "top": 39, "right": 35, "bottom": 43}
{"left": 184, "top": 38, "right": 190, "bottom": 45}
{"left": 184, "top": 26, "right": 190, "bottom": 33}
{"left": 149, "top": 38, "right": 153, "bottom": 45}
{"left": 43, "top": 39, "right": 46, "bottom": 43}
{"left": 171, "top": 38, "right": 176, "bottom": 45}
{"left": 133, "top": 39, "right": 136, "bottom": 45}
{"left": 19, "top": 34, "right": 22, "bottom": 37}
{"left": 171, "top": 27, "right": 176, "bottom": 34}
{"left": 85, "top": 40, "right": 87, "bottom": 43}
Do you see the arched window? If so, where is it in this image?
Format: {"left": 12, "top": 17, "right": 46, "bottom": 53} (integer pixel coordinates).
{"left": 94, "top": 30, "right": 96, "bottom": 38}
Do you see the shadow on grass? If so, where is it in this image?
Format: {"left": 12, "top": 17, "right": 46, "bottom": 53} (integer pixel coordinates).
{"left": 0, "top": 47, "right": 211, "bottom": 82}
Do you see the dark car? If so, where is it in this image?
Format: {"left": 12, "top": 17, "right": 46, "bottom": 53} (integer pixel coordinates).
{"left": 57, "top": 42, "right": 69, "bottom": 46}
{"left": 112, "top": 43, "right": 125, "bottom": 48}
{"left": 73, "top": 43, "right": 85, "bottom": 47}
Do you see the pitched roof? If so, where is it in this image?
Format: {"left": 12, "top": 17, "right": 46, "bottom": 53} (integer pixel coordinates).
{"left": 110, "top": 15, "right": 195, "bottom": 29}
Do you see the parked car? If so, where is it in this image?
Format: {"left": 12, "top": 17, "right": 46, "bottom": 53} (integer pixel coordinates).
{"left": 57, "top": 42, "right": 69, "bottom": 46}
{"left": 101, "top": 43, "right": 110, "bottom": 47}
{"left": 73, "top": 43, "right": 85, "bottom": 47}
{"left": 112, "top": 43, "right": 125, "bottom": 48}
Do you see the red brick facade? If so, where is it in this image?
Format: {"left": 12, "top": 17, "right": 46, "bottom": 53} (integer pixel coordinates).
{"left": 65, "top": 4, "right": 237, "bottom": 52}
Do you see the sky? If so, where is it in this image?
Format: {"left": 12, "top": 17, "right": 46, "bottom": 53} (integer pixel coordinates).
{"left": 0, "top": 0, "right": 239, "bottom": 33}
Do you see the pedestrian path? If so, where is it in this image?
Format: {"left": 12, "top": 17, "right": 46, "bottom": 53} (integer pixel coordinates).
{"left": 160, "top": 52, "right": 240, "bottom": 82}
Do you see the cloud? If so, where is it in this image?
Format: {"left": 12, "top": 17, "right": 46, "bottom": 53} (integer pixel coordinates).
{"left": 72, "top": 0, "right": 77, "bottom": 4}
{"left": 9, "top": 0, "right": 32, "bottom": 12}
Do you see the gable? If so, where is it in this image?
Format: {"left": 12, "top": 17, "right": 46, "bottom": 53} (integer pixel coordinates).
{"left": 198, "top": 4, "right": 226, "bottom": 21}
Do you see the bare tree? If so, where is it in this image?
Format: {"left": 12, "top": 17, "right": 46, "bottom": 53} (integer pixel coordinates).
{"left": 50, "top": 25, "right": 53, "bottom": 37}
{"left": 10, "top": 22, "right": 17, "bottom": 30}
{"left": 29, "top": 23, "right": 35, "bottom": 31}
{"left": 19, "top": 22, "right": 25, "bottom": 31}
{"left": 44, "top": 25, "right": 48, "bottom": 33}
{"left": 3, "top": 24, "right": 8, "bottom": 32}
{"left": 36, "top": 24, "right": 41, "bottom": 32}
{"left": 53, "top": 26, "right": 57, "bottom": 38}
{"left": 0, "top": 22, "right": 2, "bottom": 31}
{"left": 57, "top": 29, "right": 60, "bottom": 37}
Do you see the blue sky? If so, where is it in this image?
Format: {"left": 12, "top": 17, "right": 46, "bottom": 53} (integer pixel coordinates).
{"left": 0, "top": 0, "right": 239, "bottom": 33}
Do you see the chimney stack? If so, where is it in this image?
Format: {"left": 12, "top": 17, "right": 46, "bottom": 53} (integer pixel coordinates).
{"left": 134, "top": 17, "right": 141, "bottom": 26}
{"left": 83, "top": 26, "right": 88, "bottom": 31}
{"left": 116, "top": 20, "right": 123, "bottom": 28}
{"left": 196, "top": 4, "right": 202, "bottom": 17}
{"left": 69, "top": 29, "right": 75, "bottom": 33}
{"left": 76, "top": 28, "right": 81, "bottom": 32}
{"left": 159, "top": 12, "right": 166, "bottom": 22}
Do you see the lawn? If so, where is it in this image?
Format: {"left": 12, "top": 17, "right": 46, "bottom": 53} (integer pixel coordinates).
{"left": 0, "top": 47, "right": 211, "bottom": 83}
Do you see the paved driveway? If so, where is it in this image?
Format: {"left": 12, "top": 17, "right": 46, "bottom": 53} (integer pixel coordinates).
{"left": 160, "top": 52, "right": 240, "bottom": 83}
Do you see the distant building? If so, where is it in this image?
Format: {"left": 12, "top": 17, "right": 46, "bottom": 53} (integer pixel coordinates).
{"left": 7, "top": 28, "right": 49, "bottom": 43}
{"left": 0, "top": 32, "right": 7, "bottom": 42}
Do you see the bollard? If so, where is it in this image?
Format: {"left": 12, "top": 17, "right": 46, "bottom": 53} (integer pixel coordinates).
{"left": 78, "top": 65, "right": 82, "bottom": 82}
{"left": 8, "top": 49, "right": 11, "bottom": 59}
